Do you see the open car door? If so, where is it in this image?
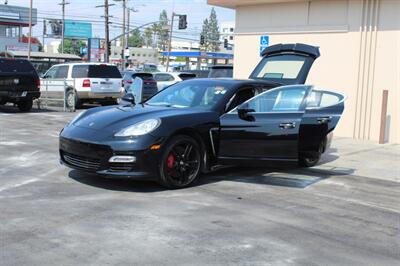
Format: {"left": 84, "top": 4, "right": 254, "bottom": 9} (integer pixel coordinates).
{"left": 217, "top": 85, "right": 345, "bottom": 166}
{"left": 249, "top": 43, "right": 320, "bottom": 85}
{"left": 218, "top": 85, "right": 313, "bottom": 165}
{"left": 299, "top": 88, "right": 346, "bottom": 159}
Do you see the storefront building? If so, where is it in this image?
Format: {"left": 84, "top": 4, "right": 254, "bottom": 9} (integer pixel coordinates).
{"left": 0, "top": 4, "right": 38, "bottom": 52}
{"left": 208, "top": 0, "right": 399, "bottom": 143}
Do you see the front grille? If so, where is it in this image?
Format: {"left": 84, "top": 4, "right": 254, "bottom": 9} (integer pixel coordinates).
{"left": 109, "top": 163, "right": 133, "bottom": 172}
{"left": 62, "top": 152, "right": 101, "bottom": 171}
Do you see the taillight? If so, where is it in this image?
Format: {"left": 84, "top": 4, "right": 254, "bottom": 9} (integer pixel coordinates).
{"left": 127, "top": 80, "right": 133, "bottom": 84}
{"left": 144, "top": 79, "right": 156, "bottom": 84}
{"left": 82, "top": 79, "right": 91, "bottom": 87}
{"left": 36, "top": 78, "right": 41, "bottom": 90}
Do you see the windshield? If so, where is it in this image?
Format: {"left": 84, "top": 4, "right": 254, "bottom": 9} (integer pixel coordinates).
{"left": 145, "top": 80, "right": 229, "bottom": 109}
{"left": 208, "top": 67, "right": 233, "bottom": 78}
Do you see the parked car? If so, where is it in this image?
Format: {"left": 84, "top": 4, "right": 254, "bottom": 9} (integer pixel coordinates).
{"left": 59, "top": 43, "right": 345, "bottom": 189}
{"left": 41, "top": 63, "right": 122, "bottom": 108}
{"left": 208, "top": 65, "right": 233, "bottom": 78}
{"left": 122, "top": 72, "right": 158, "bottom": 102}
{"left": 153, "top": 72, "right": 196, "bottom": 91}
{"left": 0, "top": 58, "right": 41, "bottom": 112}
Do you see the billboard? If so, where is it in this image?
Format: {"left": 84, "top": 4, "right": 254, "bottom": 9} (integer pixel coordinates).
{"left": 44, "top": 19, "right": 62, "bottom": 37}
{"left": 64, "top": 20, "right": 92, "bottom": 39}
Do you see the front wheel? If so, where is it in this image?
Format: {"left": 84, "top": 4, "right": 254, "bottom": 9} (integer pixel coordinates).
{"left": 17, "top": 99, "right": 33, "bottom": 112}
{"left": 158, "top": 135, "right": 202, "bottom": 189}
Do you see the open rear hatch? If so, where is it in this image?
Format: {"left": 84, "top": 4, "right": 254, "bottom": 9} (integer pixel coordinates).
{"left": 249, "top": 43, "right": 320, "bottom": 85}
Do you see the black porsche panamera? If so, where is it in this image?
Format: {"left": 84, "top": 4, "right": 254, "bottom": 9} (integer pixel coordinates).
{"left": 59, "top": 43, "right": 345, "bottom": 188}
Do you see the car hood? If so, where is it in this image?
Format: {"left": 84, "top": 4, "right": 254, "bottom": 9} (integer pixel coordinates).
{"left": 73, "top": 104, "right": 209, "bottom": 132}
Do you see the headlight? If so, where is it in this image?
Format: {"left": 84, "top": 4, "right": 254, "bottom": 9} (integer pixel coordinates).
{"left": 68, "top": 110, "right": 87, "bottom": 126}
{"left": 115, "top": 119, "right": 160, "bottom": 137}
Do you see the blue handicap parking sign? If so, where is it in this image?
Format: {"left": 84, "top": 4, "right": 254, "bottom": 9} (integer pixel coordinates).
{"left": 259, "top": 35, "right": 269, "bottom": 56}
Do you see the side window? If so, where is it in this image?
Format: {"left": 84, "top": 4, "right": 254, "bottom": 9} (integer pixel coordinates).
{"left": 71, "top": 65, "right": 89, "bottom": 78}
{"left": 44, "top": 66, "right": 58, "bottom": 79}
{"left": 225, "top": 87, "right": 256, "bottom": 112}
{"left": 307, "top": 90, "right": 343, "bottom": 108}
{"left": 246, "top": 86, "right": 308, "bottom": 113}
{"left": 54, "top": 66, "right": 69, "bottom": 79}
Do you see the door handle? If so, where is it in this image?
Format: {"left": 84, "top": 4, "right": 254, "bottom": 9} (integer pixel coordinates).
{"left": 279, "top": 122, "right": 296, "bottom": 129}
{"left": 317, "top": 116, "right": 332, "bottom": 124}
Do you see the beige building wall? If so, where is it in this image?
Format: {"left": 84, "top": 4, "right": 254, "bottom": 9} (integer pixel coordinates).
{"left": 209, "top": 0, "right": 399, "bottom": 143}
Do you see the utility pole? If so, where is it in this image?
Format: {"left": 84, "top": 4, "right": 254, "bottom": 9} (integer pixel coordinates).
{"left": 27, "top": 0, "right": 33, "bottom": 60}
{"left": 165, "top": 12, "right": 175, "bottom": 72}
{"left": 96, "top": 1, "right": 114, "bottom": 63}
{"left": 126, "top": 7, "right": 138, "bottom": 42}
{"left": 114, "top": 0, "right": 127, "bottom": 70}
{"left": 58, "top": 0, "right": 70, "bottom": 54}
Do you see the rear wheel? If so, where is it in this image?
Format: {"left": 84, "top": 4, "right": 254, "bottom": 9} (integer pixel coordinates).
{"left": 158, "top": 135, "right": 202, "bottom": 189}
{"left": 298, "top": 140, "right": 324, "bottom": 167}
{"left": 17, "top": 99, "right": 33, "bottom": 112}
{"left": 66, "top": 90, "right": 81, "bottom": 109}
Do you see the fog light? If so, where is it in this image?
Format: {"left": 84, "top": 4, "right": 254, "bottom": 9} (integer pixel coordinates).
{"left": 109, "top": 156, "right": 136, "bottom": 163}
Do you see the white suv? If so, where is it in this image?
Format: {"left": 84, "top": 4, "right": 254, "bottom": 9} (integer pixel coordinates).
{"left": 41, "top": 63, "right": 123, "bottom": 108}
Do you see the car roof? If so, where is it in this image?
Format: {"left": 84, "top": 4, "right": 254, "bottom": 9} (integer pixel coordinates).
{"left": 49, "top": 62, "right": 118, "bottom": 67}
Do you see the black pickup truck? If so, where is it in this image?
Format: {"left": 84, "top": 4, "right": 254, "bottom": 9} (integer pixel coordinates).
{"left": 0, "top": 58, "right": 41, "bottom": 112}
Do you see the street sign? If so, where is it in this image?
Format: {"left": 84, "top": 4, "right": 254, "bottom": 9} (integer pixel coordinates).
{"left": 259, "top": 35, "right": 269, "bottom": 56}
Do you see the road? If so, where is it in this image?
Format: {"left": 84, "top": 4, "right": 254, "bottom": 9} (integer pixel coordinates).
{"left": 0, "top": 106, "right": 399, "bottom": 266}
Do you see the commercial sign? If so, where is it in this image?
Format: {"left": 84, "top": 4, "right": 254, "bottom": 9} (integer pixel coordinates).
{"left": 64, "top": 20, "right": 92, "bottom": 39}
{"left": 259, "top": 35, "right": 269, "bottom": 56}
{"left": 88, "top": 38, "right": 101, "bottom": 62}
{"left": 6, "top": 45, "right": 28, "bottom": 52}
{"left": 0, "top": 11, "right": 20, "bottom": 20}
{"left": 44, "top": 19, "right": 63, "bottom": 37}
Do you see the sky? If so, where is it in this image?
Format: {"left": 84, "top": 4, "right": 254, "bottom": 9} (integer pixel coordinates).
{"left": 6, "top": 0, "right": 235, "bottom": 44}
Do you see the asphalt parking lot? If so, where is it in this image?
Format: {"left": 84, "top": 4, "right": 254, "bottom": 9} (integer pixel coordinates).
{"left": 0, "top": 105, "right": 399, "bottom": 266}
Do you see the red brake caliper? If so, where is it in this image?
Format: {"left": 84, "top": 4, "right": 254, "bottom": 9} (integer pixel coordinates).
{"left": 167, "top": 153, "right": 175, "bottom": 169}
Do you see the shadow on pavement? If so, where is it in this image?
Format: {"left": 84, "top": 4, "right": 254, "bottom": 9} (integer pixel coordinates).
{"left": 68, "top": 153, "right": 354, "bottom": 192}
{"left": 68, "top": 170, "right": 164, "bottom": 193}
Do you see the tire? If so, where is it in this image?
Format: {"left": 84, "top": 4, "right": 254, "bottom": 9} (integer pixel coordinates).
{"left": 66, "top": 89, "right": 81, "bottom": 109}
{"left": 158, "top": 135, "right": 202, "bottom": 189}
{"left": 17, "top": 99, "right": 33, "bottom": 112}
{"left": 298, "top": 141, "right": 324, "bottom": 167}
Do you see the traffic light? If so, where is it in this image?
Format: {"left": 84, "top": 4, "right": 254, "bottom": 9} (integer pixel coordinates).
{"left": 178, "top": 15, "right": 187, "bottom": 30}
{"left": 107, "top": 42, "right": 111, "bottom": 58}
{"left": 224, "top": 38, "right": 228, "bottom": 49}
{"left": 200, "top": 35, "right": 205, "bottom": 45}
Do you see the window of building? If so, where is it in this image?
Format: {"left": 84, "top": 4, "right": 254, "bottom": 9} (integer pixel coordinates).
{"left": 229, "top": 36, "right": 234, "bottom": 40}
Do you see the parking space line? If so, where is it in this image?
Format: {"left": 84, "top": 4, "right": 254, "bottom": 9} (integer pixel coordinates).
{"left": 0, "top": 178, "right": 40, "bottom": 193}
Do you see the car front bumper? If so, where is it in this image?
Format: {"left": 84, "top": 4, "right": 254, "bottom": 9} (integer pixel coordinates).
{"left": 59, "top": 134, "right": 162, "bottom": 180}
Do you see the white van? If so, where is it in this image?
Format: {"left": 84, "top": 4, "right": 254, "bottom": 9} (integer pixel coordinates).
{"left": 41, "top": 63, "right": 123, "bottom": 108}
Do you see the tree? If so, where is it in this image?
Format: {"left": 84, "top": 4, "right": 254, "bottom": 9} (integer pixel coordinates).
{"left": 143, "top": 27, "right": 153, "bottom": 48}
{"left": 199, "top": 8, "right": 220, "bottom": 52}
{"left": 127, "top": 28, "right": 144, "bottom": 47}
{"left": 58, "top": 39, "right": 87, "bottom": 55}
{"left": 200, "top": 18, "right": 210, "bottom": 51}
{"left": 207, "top": 8, "right": 220, "bottom": 52}
{"left": 158, "top": 10, "right": 169, "bottom": 62}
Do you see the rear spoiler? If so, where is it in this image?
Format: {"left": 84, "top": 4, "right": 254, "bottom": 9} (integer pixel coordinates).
{"left": 261, "top": 43, "right": 320, "bottom": 59}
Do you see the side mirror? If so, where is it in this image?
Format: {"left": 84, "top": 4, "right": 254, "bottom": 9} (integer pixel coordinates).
{"left": 122, "top": 93, "right": 135, "bottom": 105}
{"left": 237, "top": 103, "right": 255, "bottom": 121}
